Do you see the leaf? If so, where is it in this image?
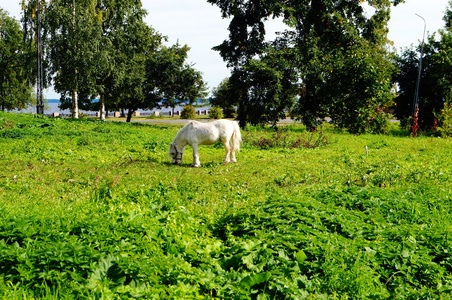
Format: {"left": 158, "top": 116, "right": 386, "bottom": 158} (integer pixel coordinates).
{"left": 295, "top": 250, "right": 307, "bottom": 264}
{"left": 242, "top": 253, "right": 256, "bottom": 269}
{"left": 240, "top": 272, "right": 272, "bottom": 289}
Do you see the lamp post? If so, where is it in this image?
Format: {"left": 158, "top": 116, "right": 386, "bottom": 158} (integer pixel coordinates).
{"left": 411, "top": 13, "right": 426, "bottom": 136}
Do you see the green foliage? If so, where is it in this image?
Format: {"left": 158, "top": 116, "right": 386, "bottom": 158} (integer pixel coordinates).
{"left": 244, "top": 127, "right": 330, "bottom": 149}
{"left": 394, "top": 9, "right": 452, "bottom": 131}
{"left": 180, "top": 105, "right": 196, "bottom": 120}
{"left": 434, "top": 92, "right": 452, "bottom": 137}
{"left": 444, "top": 0, "right": 452, "bottom": 29}
{"left": 148, "top": 44, "right": 207, "bottom": 114}
{"left": 394, "top": 49, "right": 441, "bottom": 131}
{"left": 209, "top": 0, "right": 398, "bottom": 132}
{"left": 0, "top": 118, "right": 15, "bottom": 129}
{"left": 326, "top": 41, "right": 394, "bottom": 134}
{"left": 0, "top": 9, "right": 34, "bottom": 111}
{"left": 209, "top": 78, "right": 236, "bottom": 118}
{"left": 288, "top": 5, "right": 396, "bottom": 133}
{"left": 21, "top": 1, "right": 205, "bottom": 121}
{"left": 209, "top": 107, "right": 223, "bottom": 119}
{"left": 1, "top": 112, "right": 452, "bottom": 298}
{"left": 235, "top": 58, "right": 297, "bottom": 127}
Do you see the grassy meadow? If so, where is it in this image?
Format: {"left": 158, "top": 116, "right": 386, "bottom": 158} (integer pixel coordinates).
{"left": 1, "top": 111, "right": 452, "bottom": 299}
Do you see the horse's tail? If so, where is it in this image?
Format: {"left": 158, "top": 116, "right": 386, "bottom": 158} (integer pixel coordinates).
{"left": 231, "top": 121, "right": 242, "bottom": 151}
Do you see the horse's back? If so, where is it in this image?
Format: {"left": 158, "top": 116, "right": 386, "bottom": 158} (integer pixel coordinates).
{"left": 212, "top": 119, "right": 236, "bottom": 130}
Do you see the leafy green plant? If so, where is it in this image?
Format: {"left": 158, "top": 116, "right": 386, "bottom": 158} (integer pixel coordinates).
{"left": 0, "top": 111, "right": 452, "bottom": 298}
{"left": 244, "top": 128, "right": 330, "bottom": 149}
{"left": 180, "top": 105, "right": 196, "bottom": 119}
{"left": 0, "top": 118, "right": 15, "bottom": 129}
{"left": 209, "top": 106, "right": 223, "bottom": 119}
{"left": 434, "top": 93, "right": 452, "bottom": 137}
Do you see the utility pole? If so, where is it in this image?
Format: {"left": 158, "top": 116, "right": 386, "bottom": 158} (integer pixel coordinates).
{"left": 36, "top": 0, "right": 44, "bottom": 115}
{"left": 411, "top": 13, "right": 426, "bottom": 136}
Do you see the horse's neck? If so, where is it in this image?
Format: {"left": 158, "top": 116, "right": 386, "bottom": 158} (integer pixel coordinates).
{"left": 173, "top": 133, "right": 188, "bottom": 149}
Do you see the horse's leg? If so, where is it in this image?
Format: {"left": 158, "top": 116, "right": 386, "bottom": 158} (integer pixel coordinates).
{"left": 230, "top": 140, "right": 237, "bottom": 163}
{"left": 223, "top": 138, "right": 231, "bottom": 165}
{"left": 192, "top": 144, "right": 201, "bottom": 167}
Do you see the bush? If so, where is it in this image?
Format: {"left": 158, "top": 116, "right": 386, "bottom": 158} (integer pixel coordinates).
{"left": 245, "top": 129, "right": 330, "bottom": 149}
{"left": 209, "top": 107, "right": 223, "bottom": 119}
{"left": 181, "top": 105, "right": 196, "bottom": 119}
{"left": 435, "top": 101, "right": 452, "bottom": 137}
{"left": 0, "top": 118, "right": 15, "bottom": 129}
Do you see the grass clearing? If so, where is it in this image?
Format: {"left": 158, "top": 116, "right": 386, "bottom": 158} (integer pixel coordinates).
{"left": 1, "top": 112, "right": 452, "bottom": 298}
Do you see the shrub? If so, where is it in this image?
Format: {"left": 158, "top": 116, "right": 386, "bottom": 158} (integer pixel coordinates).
{"left": 181, "top": 105, "right": 196, "bottom": 119}
{"left": 434, "top": 95, "right": 452, "bottom": 137}
{"left": 209, "top": 107, "right": 223, "bottom": 119}
{"left": 0, "top": 118, "right": 15, "bottom": 129}
{"left": 245, "top": 129, "right": 330, "bottom": 149}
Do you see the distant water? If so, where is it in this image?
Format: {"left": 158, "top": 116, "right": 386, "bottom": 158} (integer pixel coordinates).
{"left": 10, "top": 99, "right": 209, "bottom": 116}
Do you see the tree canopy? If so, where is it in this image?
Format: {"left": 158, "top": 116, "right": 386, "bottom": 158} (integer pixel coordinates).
{"left": 209, "top": 0, "right": 403, "bottom": 132}
{"left": 147, "top": 44, "right": 207, "bottom": 115}
{"left": 11, "top": 0, "right": 452, "bottom": 132}
{"left": 394, "top": 0, "right": 452, "bottom": 131}
{"left": 20, "top": 0, "right": 206, "bottom": 121}
{"left": 0, "top": 9, "right": 34, "bottom": 111}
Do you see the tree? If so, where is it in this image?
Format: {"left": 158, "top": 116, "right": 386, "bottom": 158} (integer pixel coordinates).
{"left": 23, "top": 0, "right": 157, "bottom": 121}
{"left": 146, "top": 44, "right": 207, "bottom": 116}
{"left": 90, "top": 0, "right": 159, "bottom": 121}
{"left": 323, "top": 40, "right": 396, "bottom": 134}
{"left": 209, "top": 0, "right": 402, "bottom": 131}
{"left": 0, "top": 9, "right": 34, "bottom": 111}
{"left": 21, "top": 0, "right": 105, "bottom": 118}
{"left": 89, "top": 0, "right": 165, "bottom": 123}
{"left": 233, "top": 54, "right": 297, "bottom": 127}
{"left": 394, "top": 1, "right": 452, "bottom": 130}
{"left": 43, "top": 0, "right": 103, "bottom": 118}
{"left": 21, "top": 0, "right": 205, "bottom": 121}
{"left": 210, "top": 78, "right": 237, "bottom": 118}
{"left": 445, "top": 0, "right": 452, "bottom": 29}
{"left": 208, "top": 0, "right": 296, "bottom": 127}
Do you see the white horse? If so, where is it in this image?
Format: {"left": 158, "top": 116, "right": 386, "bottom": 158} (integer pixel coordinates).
{"left": 169, "top": 119, "right": 242, "bottom": 167}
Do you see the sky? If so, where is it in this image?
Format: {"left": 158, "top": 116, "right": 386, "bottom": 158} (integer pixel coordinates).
{"left": 1, "top": 0, "right": 451, "bottom": 99}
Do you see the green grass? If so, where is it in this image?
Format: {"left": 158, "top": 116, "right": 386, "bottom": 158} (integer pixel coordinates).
{"left": 1, "top": 111, "right": 452, "bottom": 299}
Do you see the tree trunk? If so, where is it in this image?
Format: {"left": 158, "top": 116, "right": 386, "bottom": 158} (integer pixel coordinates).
{"left": 126, "top": 109, "right": 134, "bottom": 122}
{"left": 71, "top": 1, "right": 78, "bottom": 119}
{"left": 99, "top": 93, "right": 106, "bottom": 121}
{"left": 72, "top": 89, "right": 79, "bottom": 119}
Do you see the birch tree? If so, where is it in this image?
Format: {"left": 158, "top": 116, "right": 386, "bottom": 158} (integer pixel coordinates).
{"left": 45, "top": 0, "right": 102, "bottom": 118}
{"left": 89, "top": 0, "right": 152, "bottom": 121}
{"left": 21, "top": 0, "right": 101, "bottom": 118}
{"left": 0, "top": 9, "right": 34, "bottom": 111}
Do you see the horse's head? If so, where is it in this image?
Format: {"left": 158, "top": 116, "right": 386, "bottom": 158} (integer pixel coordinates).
{"left": 169, "top": 143, "right": 183, "bottom": 165}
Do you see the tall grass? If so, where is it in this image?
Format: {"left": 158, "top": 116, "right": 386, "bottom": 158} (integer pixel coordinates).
{"left": 1, "top": 112, "right": 452, "bottom": 298}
